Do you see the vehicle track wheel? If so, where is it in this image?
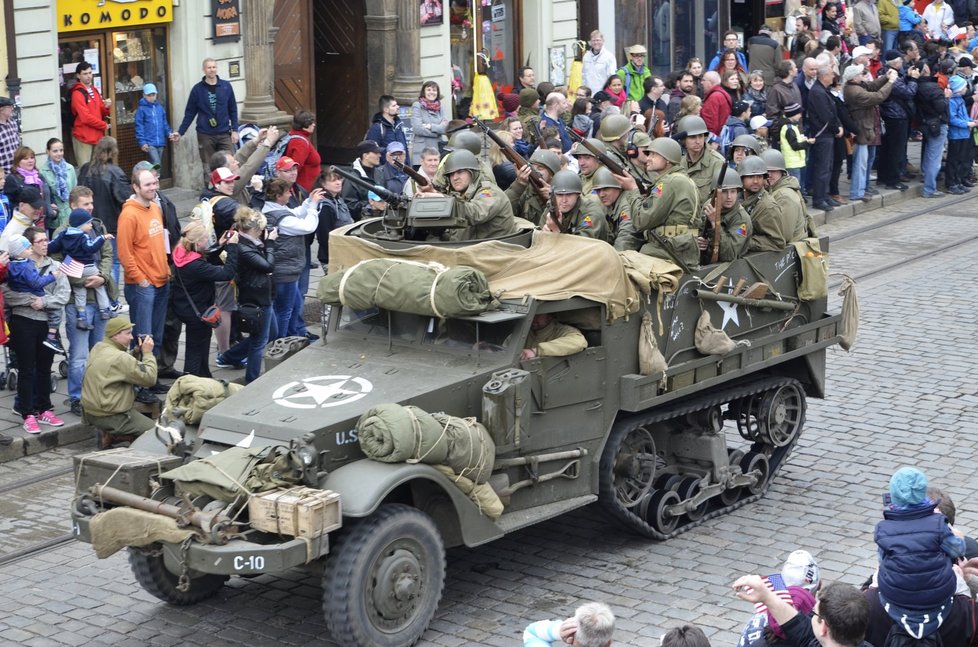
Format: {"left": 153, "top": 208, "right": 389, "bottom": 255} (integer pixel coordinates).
{"left": 128, "top": 544, "right": 228, "bottom": 605}
{"left": 7, "top": 369, "right": 16, "bottom": 391}
{"left": 740, "top": 452, "right": 770, "bottom": 496}
{"left": 654, "top": 473, "right": 683, "bottom": 492}
{"left": 323, "top": 504, "right": 445, "bottom": 647}
{"left": 644, "top": 489, "right": 681, "bottom": 534}
{"left": 675, "top": 477, "right": 708, "bottom": 521}
{"left": 719, "top": 449, "right": 745, "bottom": 506}
{"left": 734, "top": 393, "right": 762, "bottom": 442}
{"left": 757, "top": 383, "right": 806, "bottom": 447}
{"left": 607, "top": 425, "right": 658, "bottom": 508}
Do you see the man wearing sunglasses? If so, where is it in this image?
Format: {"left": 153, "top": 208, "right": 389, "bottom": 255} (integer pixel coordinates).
{"left": 616, "top": 44, "right": 652, "bottom": 103}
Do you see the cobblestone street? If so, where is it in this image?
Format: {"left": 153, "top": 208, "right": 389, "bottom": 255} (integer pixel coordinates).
{"left": 0, "top": 196, "right": 976, "bottom": 646}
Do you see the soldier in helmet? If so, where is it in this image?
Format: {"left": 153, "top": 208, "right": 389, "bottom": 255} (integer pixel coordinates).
{"left": 505, "top": 148, "right": 561, "bottom": 225}
{"left": 419, "top": 149, "right": 517, "bottom": 241}
{"left": 592, "top": 167, "right": 642, "bottom": 251}
{"left": 677, "top": 115, "right": 727, "bottom": 208}
{"left": 739, "top": 156, "right": 789, "bottom": 252}
{"left": 761, "top": 148, "right": 812, "bottom": 242}
{"left": 697, "top": 168, "right": 753, "bottom": 264}
{"left": 727, "top": 133, "right": 760, "bottom": 170}
{"left": 570, "top": 138, "right": 608, "bottom": 195}
{"left": 599, "top": 113, "right": 650, "bottom": 184}
{"left": 431, "top": 130, "right": 493, "bottom": 189}
{"left": 617, "top": 137, "right": 701, "bottom": 268}
{"left": 542, "top": 170, "right": 608, "bottom": 241}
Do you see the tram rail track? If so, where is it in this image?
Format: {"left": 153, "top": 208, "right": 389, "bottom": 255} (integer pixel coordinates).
{"left": 0, "top": 464, "right": 76, "bottom": 567}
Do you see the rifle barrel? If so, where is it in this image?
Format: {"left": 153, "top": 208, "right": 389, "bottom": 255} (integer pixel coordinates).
{"left": 328, "top": 165, "right": 400, "bottom": 204}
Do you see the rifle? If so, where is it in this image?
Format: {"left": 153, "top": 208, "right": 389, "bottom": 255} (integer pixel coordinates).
{"left": 710, "top": 164, "right": 727, "bottom": 264}
{"left": 392, "top": 159, "right": 430, "bottom": 188}
{"left": 567, "top": 129, "right": 652, "bottom": 196}
{"left": 473, "top": 118, "right": 548, "bottom": 192}
{"left": 546, "top": 191, "right": 570, "bottom": 233}
{"left": 329, "top": 165, "right": 406, "bottom": 208}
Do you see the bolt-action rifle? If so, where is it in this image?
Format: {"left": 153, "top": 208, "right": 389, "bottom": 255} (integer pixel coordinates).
{"left": 567, "top": 129, "right": 652, "bottom": 196}
{"left": 473, "top": 118, "right": 548, "bottom": 193}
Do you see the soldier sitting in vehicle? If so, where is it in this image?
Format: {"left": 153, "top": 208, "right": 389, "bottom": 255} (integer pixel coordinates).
{"left": 541, "top": 170, "right": 608, "bottom": 241}
{"left": 505, "top": 148, "right": 561, "bottom": 225}
{"left": 739, "top": 156, "right": 795, "bottom": 253}
{"left": 570, "top": 138, "right": 608, "bottom": 195}
{"left": 521, "top": 314, "right": 587, "bottom": 360}
{"left": 418, "top": 150, "right": 517, "bottom": 241}
{"left": 599, "top": 113, "right": 650, "bottom": 185}
{"left": 677, "top": 115, "right": 727, "bottom": 208}
{"left": 698, "top": 168, "right": 753, "bottom": 264}
{"left": 590, "top": 167, "right": 642, "bottom": 252}
{"left": 761, "top": 148, "right": 813, "bottom": 241}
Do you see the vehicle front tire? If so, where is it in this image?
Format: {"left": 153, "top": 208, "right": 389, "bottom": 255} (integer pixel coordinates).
{"left": 323, "top": 503, "right": 446, "bottom": 647}
{"left": 128, "top": 544, "right": 228, "bottom": 605}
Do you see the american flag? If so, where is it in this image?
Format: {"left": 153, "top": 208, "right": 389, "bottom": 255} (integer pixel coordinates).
{"left": 59, "top": 256, "right": 85, "bottom": 278}
{"left": 753, "top": 574, "right": 794, "bottom": 614}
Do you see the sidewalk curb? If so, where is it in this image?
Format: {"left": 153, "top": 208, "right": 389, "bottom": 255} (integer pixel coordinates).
{"left": 0, "top": 423, "right": 93, "bottom": 463}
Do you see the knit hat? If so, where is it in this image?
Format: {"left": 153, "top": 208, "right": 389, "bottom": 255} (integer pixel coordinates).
{"left": 883, "top": 49, "right": 903, "bottom": 62}
{"left": 842, "top": 64, "right": 866, "bottom": 84}
{"left": 105, "top": 317, "right": 134, "bottom": 338}
{"left": 889, "top": 466, "right": 928, "bottom": 508}
{"left": 781, "top": 549, "right": 821, "bottom": 593}
{"left": 68, "top": 208, "right": 93, "bottom": 228}
{"left": 783, "top": 102, "right": 803, "bottom": 117}
{"left": 7, "top": 235, "right": 31, "bottom": 257}
{"left": 732, "top": 100, "right": 750, "bottom": 116}
{"left": 519, "top": 88, "right": 539, "bottom": 108}
{"left": 949, "top": 75, "right": 967, "bottom": 93}
{"left": 500, "top": 92, "right": 520, "bottom": 113}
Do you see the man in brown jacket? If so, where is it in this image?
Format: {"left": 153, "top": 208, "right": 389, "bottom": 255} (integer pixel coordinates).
{"left": 843, "top": 63, "right": 896, "bottom": 202}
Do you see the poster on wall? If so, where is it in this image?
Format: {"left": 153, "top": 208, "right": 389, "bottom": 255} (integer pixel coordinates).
{"left": 212, "top": 0, "right": 241, "bottom": 42}
{"left": 549, "top": 46, "right": 566, "bottom": 86}
{"left": 420, "top": 0, "right": 443, "bottom": 26}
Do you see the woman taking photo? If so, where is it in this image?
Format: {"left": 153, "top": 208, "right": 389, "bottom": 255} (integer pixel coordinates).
{"left": 411, "top": 81, "right": 450, "bottom": 161}
{"left": 172, "top": 221, "right": 238, "bottom": 378}
{"left": 215, "top": 207, "right": 277, "bottom": 384}
{"left": 39, "top": 138, "right": 77, "bottom": 234}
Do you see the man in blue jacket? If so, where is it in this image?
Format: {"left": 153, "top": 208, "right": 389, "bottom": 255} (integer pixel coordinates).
{"left": 178, "top": 58, "right": 239, "bottom": 182}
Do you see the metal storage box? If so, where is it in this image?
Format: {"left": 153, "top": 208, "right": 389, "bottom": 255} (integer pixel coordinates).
{"left": 74, "top": 449, "right": 183, "bottom": 498}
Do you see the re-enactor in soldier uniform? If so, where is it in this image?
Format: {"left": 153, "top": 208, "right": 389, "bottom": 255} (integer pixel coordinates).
{"left": 739, "top": 156, "right": 793, "bottom": 252}
{"left": 81, "top": 317, "right": 158, "bottom": 448}
{"left": 677, "top": 115, "right": 727, "bottom": 207}
{"left": 419, "top": 150, "right": 517, "bottom": 241}
{"left": 592, "top": 167, "right": 642, "bottom": 251}
{"left": 505, "top": 149, "right": 561, "bottom": 225}
{"left": 761, "top": 148, "right": 813, "bottom": 240}
{"left": 570, "top": 138, "right": 608, "bottom": 195}
{"left": 431, "top": 130, "right": 494, "bottom": 191}
{"left": 599, "top": 114, "right": 652, "bottom": 186}
{"left": 541, "top": 170, "right": 609, "bottom": 241}
{"left": 615, "top": 137, "right": 701, "bottom": 268}
{"left": 521, "top": 314, "right": 588, "bottom": 360}
{"left": 697, "top": 168, "right": 753, "bottom": 264}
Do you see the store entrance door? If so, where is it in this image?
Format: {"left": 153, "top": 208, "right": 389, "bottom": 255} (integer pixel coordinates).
{"left": 273, "top": 0, "right": 315, "bottom": 116}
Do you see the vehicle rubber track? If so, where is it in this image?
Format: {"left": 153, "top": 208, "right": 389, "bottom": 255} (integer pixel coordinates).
{"left": 599, "top": 375, "right": 805, "bottom": 540}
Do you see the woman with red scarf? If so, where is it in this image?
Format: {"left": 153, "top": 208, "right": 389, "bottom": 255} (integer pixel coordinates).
{"left": 411, "top": 81, "right": 450, "bottom": 163}
{"left": 602, "top": 74, "right": 628, "bottom": 107}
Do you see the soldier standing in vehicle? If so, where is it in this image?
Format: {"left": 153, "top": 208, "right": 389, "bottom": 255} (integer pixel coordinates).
{"left": 598, "top": 114, "right": 649, "bottom": 184}
{"left": 419, "top": 150, "right": 517, "bottom": 241}
{"left": 541, "top": 171, "right": 608, "bottom": 241}
{"left": 762, "top": 148, "right": 813, "bottom": 240}
{"left": 739, "top": 156, "right": 792, "bottom": 252}
{"left": 592, "top": 167, "right": 641, "bottom": 251}
{"left": 520, "top": 313, "right": 588, "bottom": 360}
{"left": 505, "top": 149, "right": 561, "bottom": 225}
{"left": 677, "top": 115, "right": 727, "bottom": 207}
{"left": 615, "top": 137, "right": 701, "bottom": 268}
{"left": 570, "top": 138, "right": 608, "bottom": 195}
{"left": 697, "top": 169, "right": 753, "bottom": 264}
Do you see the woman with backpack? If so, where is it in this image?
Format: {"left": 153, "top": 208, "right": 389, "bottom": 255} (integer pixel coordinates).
{"left": 77, "top": 136, "right": 129, "bottom": 287}
{"left": 283, "top": 110, "right": 321, "bottom": 192}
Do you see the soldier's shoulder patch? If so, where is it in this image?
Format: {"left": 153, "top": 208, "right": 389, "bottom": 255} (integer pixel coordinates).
{"left": 736, "top": 223, "right": 749, "bottom": 237}
{"left": 619, "top": 209, "right": 630, "bottom": 222}
{"left": 478, "top": 188, "right": 494, "bottom": 198}
{"left": 651, "top": 182, "right": 664, "bottom": 197}
{"left": 581, "top": 215, "right": 593, "bottom": 229}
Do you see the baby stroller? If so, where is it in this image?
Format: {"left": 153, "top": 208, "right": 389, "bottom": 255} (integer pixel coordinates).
{"left": 0, "top": 346, "right": 66, "bottom": 392}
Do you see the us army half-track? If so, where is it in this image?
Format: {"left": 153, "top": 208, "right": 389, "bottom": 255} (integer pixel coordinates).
{"left": 70, "top": 216, "right": 847, "bottom": 647}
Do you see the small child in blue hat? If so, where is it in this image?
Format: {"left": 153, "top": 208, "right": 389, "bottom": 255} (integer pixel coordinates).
{"left": 6, "top": 234, "right": 66, "bottom": 354}
{"left": 48, "top": 207, "right": 115, "bottom": 328}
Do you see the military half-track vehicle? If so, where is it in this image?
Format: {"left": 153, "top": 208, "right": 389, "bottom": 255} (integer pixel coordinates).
{"left": 70, "top": 207, "right": 846, "bottom": 646}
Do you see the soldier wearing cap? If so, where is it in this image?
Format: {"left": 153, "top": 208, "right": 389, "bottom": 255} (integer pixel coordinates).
{"left": 677, "top": 114, "right": 727, "bottom": 208}
{"left": 619, "top": 137, "right": 701, "bottom": 267}
{"left": 591, "top": 167, "right": 642, "bottom": 251}
{"left": 419, "top": 150, "right": 516, "bottom": 241}
{"left": 618, "top": 44, "right": 652, "bottom": 102}
{"left": 570, "top": 138, "right": 608, "bottom": 195}
{"left": 761, "top": 148, "right": 812, "bottom": 242}
{"left": 541, "top": 170, "right": 608, "bottom": 241}
{"left": 81, "top": 317, "right": 158, "bottom": 448}
{"left": 739, "top": 156, "right": 793, "bottom": 252}
{"left": 697, "top": 168, "right": 753, "bottom": 264}
{"left": 505, "top": 148, "right": 561, "bottom": 225}
{"left": 0, "top": 96, "right": 20, "bottom": 173}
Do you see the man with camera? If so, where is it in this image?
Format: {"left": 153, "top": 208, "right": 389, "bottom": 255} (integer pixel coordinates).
{"left": 80, "top": 317, "right": 158, "bottom": 449}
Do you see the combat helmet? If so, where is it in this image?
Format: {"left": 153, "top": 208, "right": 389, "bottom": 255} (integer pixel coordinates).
{"left": 647, "top": 137, "right": 682, "bottom": 165}
{"left": 730, "top": 134, "right": 760, "bottom": 155}
{"left": 551, "top": 170, "right": 583, "bottom": 194}
{"left": 599, "top": 114, "right": 632, "bottom": 142}
{"left": 591, "top": 167, "right": 621, "bottom": 190}
{"left": 713, "top": 168, "right": 742, "bottom": 190}
{"left": 676, "top": 115, "right": 709, "bottom": 137}
{"left": 446, "top": 130, "right": 482, "bottom": 156}
{"left": 760, "top": 148, "right": 787, "bottom": 172}
{"left": 570, "top": 138, "right": 608, "bottom": 157}
{"left": 529, "top": 148, "right": 562, "bottom": 176}
{"left": 443, "top": 149, "right": 481, "bottom": 175}
{"left": 738, "top": 155, "right": 769, "bottom": 177}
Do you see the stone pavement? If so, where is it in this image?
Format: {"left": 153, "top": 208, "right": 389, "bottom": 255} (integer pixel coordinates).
{"left": 0, "top": 142, "right": 938, "bottom": 461}
{"left": 1, "top": 225, "right": 975, "bottom": 645}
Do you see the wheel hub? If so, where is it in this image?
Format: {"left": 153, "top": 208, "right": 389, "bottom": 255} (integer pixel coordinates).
{"left": 370, "top": 547, "right": 423, "bottom": 628}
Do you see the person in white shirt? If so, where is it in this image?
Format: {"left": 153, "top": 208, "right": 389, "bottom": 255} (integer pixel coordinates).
{"left": 922, "top": 0, "right": 954, "bottom": 39}
{"left": 582, "top": 31, "right": 618, "bottom": 94}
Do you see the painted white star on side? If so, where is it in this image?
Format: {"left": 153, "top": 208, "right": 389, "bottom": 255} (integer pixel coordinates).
{"left": 272, "top": 376, "right": 374, "bottom": 409}
{"left": 718, "top": 300, "right": 740, "bottom": 330}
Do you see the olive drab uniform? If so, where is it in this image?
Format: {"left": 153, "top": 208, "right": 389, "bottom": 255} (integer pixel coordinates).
{"left": 447, "top": 175, "right": 518, "bottom": 241}
{"left": 433, "top": 157, "right": 495, "bottom": 192}
{"left": 743, "top": 189, "right": 790, "bottom": 252}
{"left": 768, "top": 174, "right": 816, "bottom": 240}
{"left": 681, "top": 148, "right": 727, "bottom": 209}
{"left": 631, "top": 166, "right": 701, "bottom": 267}
{"left": 608, "top": 189, "right": 644, "bottom": 252}
{"left": 580, "top": 168, "right": 598, "bottom": 196}
{"left": 505, "top": 181, "right": 550, "bottom": 226}
{"left": 547, "top": 194, "right": 609, "bottom": 242}
{"left": 524, "top": 320, "right": 588, "bottom": 358}
{"left": 609, "top": 146, "right": 652, "bottom": 188}
{"left": 701, "top": 203, "right": 753, "bottom": 264}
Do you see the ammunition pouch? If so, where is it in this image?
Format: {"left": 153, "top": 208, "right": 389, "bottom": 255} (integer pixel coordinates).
{"left": 651, "top": 224, "right": 691, "bottom": 237}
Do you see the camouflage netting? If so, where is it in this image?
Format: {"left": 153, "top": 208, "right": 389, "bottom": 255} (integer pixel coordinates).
{"left": 317, "top": 258, "right": 494, "bottom": 318}
{"left": 357, "top": 403, "right": 495, "bottom": 484}
{"left": 89, "top": 507, "right": 195, "bottom": 559}
{"left": 328, "top": 225, "right": 642, "bottom": 321}
{"left": 164, "top": 375, "right": 244, "bottom": 425}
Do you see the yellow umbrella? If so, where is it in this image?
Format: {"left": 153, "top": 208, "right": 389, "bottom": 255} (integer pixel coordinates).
{"left": 568, "top": 41, "right": 586, "bottom": 94}
{"left": 471, "top": 51, "right": 498, "bottom": 120}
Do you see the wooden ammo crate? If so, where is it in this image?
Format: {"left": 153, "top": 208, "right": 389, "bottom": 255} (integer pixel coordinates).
{"left": 248, "top": 487, "right": 342, "bottom": 538}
